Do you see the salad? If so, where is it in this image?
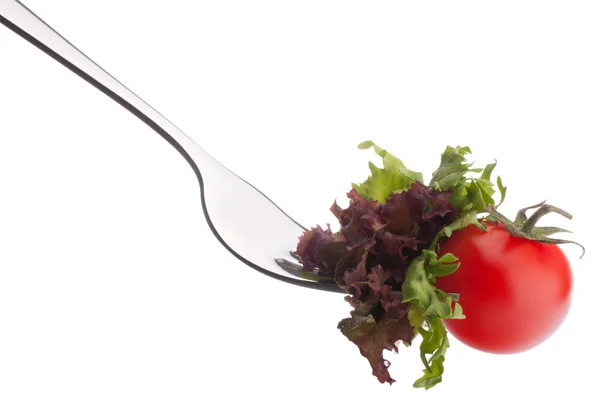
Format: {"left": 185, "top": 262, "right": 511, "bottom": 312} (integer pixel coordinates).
{"left": 294, "top": 141, "right": 583, "bottom": 389}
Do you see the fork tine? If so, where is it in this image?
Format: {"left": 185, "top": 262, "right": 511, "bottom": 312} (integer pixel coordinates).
{"left": 274, "top": 258, "right": 308, "bottom": 279}
{"left": 275, "top": 258, "right": 459, "bottom": 300}
{"left": 289, "top": 251, "right": 303, "bottom": 262}
{"left": 274, "top": 258, "right": 329, "bottom": 282}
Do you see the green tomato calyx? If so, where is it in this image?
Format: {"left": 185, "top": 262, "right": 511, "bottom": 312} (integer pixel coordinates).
{"left": 486, "top": 201, "right": 585, "bottom": 258}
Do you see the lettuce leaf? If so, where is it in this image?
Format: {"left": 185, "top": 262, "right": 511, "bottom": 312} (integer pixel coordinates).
{"left": 338, "top": 313, "right": 415, "bottom": 385}
{"left": 429, "top": 145, "right": 506, "bottom": 213}
{"left": 294, "top": 142, "right": 507, "bottom": 390}
{"left": 297, "top": 179, "right": 460, "bottom": 385}
{"left": 352, "top": 140, "right": 424, "bottom": 203}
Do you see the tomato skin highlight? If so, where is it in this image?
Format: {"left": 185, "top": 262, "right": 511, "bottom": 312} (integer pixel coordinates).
{"left": 435, "top": 222, "right": 573, "bottom": 354}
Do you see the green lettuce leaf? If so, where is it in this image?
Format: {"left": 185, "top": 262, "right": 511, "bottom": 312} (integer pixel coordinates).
{"left": 352, "top": 140, "right": 424, "bottom": 203}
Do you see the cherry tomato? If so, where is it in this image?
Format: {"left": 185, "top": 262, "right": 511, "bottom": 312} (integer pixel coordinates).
{"left": 435, "top": 221, "right": 573, "bottom": 354}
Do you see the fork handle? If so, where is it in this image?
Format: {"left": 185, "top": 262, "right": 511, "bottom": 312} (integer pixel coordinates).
{"left": 0, "top": 1, "right": 347, "bottom": 294}
{"left": 0, "top": 0, "right": 212, "bottom": 174}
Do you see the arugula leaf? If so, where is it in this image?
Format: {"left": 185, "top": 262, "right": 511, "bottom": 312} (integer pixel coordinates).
{"left": 407, "top": 305, "right": 425, "bottom": 329}
{"left": 401, "top": 255, "right": 459, "bottom": 389}
{"left": 352, "top": 140, "right": 424, "bottom": 203}
{"left": 413, "top": 318, "right": 449, "bottom": 390}
{"left": 480, "top": 160, "right": 497, "bottom": 181}
{"left": 401, "top": 212, "right": 484, "bottom": 389}
{"left": 429, "top": 146, "right": 473, "bottom": 191}
{"left": 422, "top": 250, "right": 460, "bottom": 278}
{"left": 497, "top": 176, "right": 507, "bottom": 206}
{"left": 430, "top": 146, "right": 506, "bottom": 214}
{"left": 449, "top": 300, "right": 464, "bottom": 319}
{"left": 402, "top": 256, "right": 454, "bottom": 319}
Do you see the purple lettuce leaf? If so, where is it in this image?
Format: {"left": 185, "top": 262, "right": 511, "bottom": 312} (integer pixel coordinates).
{"left": 296, "top": 225, "right": 346, "bottom": 278}
{"left": 338, "top": 311, "right": 414, "bottom": 384}
{"left": 296, "top": 179, "right": 459, "bottom": 385}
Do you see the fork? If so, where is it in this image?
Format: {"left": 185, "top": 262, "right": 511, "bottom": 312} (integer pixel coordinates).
{"left": 0, "top": 0, "right": 344, "bottom": 294}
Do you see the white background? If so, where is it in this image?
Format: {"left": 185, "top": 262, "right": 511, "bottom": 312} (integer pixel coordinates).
{"left": 1, "top": 1, "right": 599, "bottom": 407}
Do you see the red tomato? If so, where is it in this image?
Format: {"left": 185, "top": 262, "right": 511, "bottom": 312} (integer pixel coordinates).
{"left": 435, "top": 221, "right": 573, "bottom": 354}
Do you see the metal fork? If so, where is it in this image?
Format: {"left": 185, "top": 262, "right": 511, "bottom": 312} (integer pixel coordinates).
{"left": 0, "top": 0, "right": 343, "bottom": 294}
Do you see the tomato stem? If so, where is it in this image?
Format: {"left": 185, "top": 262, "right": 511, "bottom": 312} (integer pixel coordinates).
{"left": 521, "top": 203, "right": 573, "bottom": 233}
{"left": 485, "top": 202, "right": 585, "bottom": 258}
